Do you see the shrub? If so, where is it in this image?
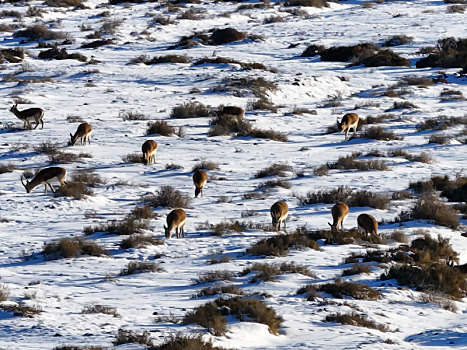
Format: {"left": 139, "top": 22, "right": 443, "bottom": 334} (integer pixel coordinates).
{"left": 81, "top": 39, "right": 114, "bottom": 49}
{"left": 401, "top": 195, "right": 460, "bottom": 229}
{"left": 135, "top": 55, "right": 191, "bottom": 65}
{"left": 82, "top": 304, "right": 119, "bottom": 317}
{"left": 194, "top": 57, "right": 275, "bottom": 72}
{"left": 201, "top": 220, "right": 248, "bottom": 236}
{"left": 358, "top": 49, "right": 410, "bottom": 67}
{"left": 195, "top": 284, "right": 243, "bottom": 297}
{"left": 213, "top": 77, "right": 276, "bottom": 99}
{"left": 38, "top": 48, "right": 87, "bottom": 62}
{"left": 416, "top": 115, "right": 467, "bottom": 131}
{"left": 246, "top": 128, "right": 288, "bottom": 142}
{"left": 428, "top": 134, "right": 451, "bottom": 144}
{"left": 326, "top": 153, "right": 388, "bottom": 172}
{"left": 42, "top": 237, "right": 109, "bottom": 259}
{"left": 342, "top": 264, "right": 371, "bottom": 276}
{"left": 363, "top": 126, "right": 402, "bottom": 141}
{"left": 49, "top": 151, "right": 92, "bottom": 164}
{"left": 124, "top": 153, "right": 144, "bottom": 164}
{"left": 0, "top": 48, "right": 24, "bottom": 63}
{"left": 284, "top": 0, "right": 328, "bottom": 7}
{"left": 388, "top": 150, "right": 434, "bottom": 163}
{"left": 131, "top": 206, "right": 154, "bottom": 219}
{"left": 209, "top": 28, "right": 246, "bottom": 45}
{"left": 324, "top": 313, "right": 388, "bottom": 332}
{"left": 120, "top": 234, "right": 163, "bottom": 249}
{"left": 113, "top": 329, "right": 152, "bottom": 346}
{"left": 381, "top": 263, "right": 466, "bottom": 299}
{"left": 257, "top": 179, "right": 291, "bottom": 190}
{"left": 119, "top": 261, "right": 163, "bottom": 275}
{"left": 14, "top": 25, "right": 67, "bottom": 41}
{"left": 184, "top": 297, "right": 283, "bottom": 335}
{"left": 209, "top": 113, "right": 251, "bottom": 136}
{"left": 84, "top": 216, "right": 150, "bottom": 236}
{"left": 44, "top": 0, "right": 87, "bottom": 7}
{"left": 390, "top": 230, "right": 409, "bottom": 243}
{"left": 120, "top": 111, "right": 148, "bottom": 121}
{"left": 143, "top": 186, "right": 191, "bottom": 208}
{"left": 34, "top": 141, "right": 60, "bottom": 155}
{"left": 295, "top": 226, "right": 385, "bottom": 245}
{"left": 55, "top": 182, "right": 93, "bottom": 199}
{"left": 409, "top": 175, "right": 467, "bottom": 202}
{"left": 192, "top": 160, "right": 219, "bottom": 171}
{"left": 241, "top": 262, "right": 315, "bottom": 282}
{"left": 53, "top": 346, "right": 105, "bottom": 350}
{"left": 146, "top": 121, "right": 175, "bottom": 136}
{"left": 0, "top": 163, "right": 15, "bottom": 174}
{"left": 416, "top": 37, "right": 467, "bottom": 70}
{"left": 296, "top": 285, "right": 319, "bottom": 301}
{"left": 194, "top": 270, "right": 236, "bottom": 284}
{"left": 0, "top": 284, "right": 10, "bottom": 302}
{"left": 71, "top": 170, "right": 106, "bottom": 187}
{"left": 0, "top": 303, "right": 42, "bottom": 318}
{"left": 318, "top": 281, "right": 381, "bottom": 300}
{"left": 170, "top": 101, "right": 214, "bottom": 119}
{"left": 152, "top": 334, "right": 226, "bottom": 350}
{"left": 255, "top": 163, "right": 293, "bottom": 178}
{"left": 247, "top": 233, "right": 319, "bottom": 257}
{"left": 382, "top": 35, "right": 413, "bottom": 47}
{"left": 247, "top": 98, "right": 277, "bottom": 112}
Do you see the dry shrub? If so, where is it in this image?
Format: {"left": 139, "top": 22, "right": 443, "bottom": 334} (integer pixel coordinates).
{"left": 324, "top": 313, "right": 388, "bottom": 332}
{"left": 213, "top": 77, "right": 276, "bottom": 99}
{"left": 241, "top": 262, "right": 315, "bottom": 282}
{"left": 0, "top": 284, "right": 10, "bottom": 302}
{"left": 416, "top": 37, "right": 467, "bottom": 70}
{"left": 55, "top": 182, "right": 93, "bottom": 199}
{"left": 44, "top": 0, "right": 87, "bottom": 7}
{"left": 0, "top": 48, "right": 24, "bottom": 63}
{"left": 295, "top": 226, "right": 385, "bottom": 245}
{"left": 419, "top": 292, "right": 457, "bottom": 312}
{"left": 38, "top": 47, "right": 87, "bottom": 62}
{"left": 342, "top": 264, "right": 371, "bottom": 276}
{"left": 120, "top": 111, "right": 148, "bottom": 121}
{"left": 42, "top": 237, "right": 108, "bottom": 259}
{"left": 71, "top": 170, "right": 106, "bottom": 187}
{"left": 381, "top": 263, "right": 466, "bottom": 299}
{"left": 389, "top": 149, "right": 434, "bottom": 163}
{"left": 146, "top": 121, "right": 175, "bottom": 136}
{"left": 14, "top": 25, "right": 67, "bottom": 41}
{"left": 296, "top": 285, "right": 319, "bottom": 301}
{"left": 82, "top": 304, "right": 119, "bottom": 317}
{"left": 170, "top": 101, "right": 213, "bottom": 119}
{"left": 135, "top": 55, "right": 191, "bottom": 65}
{"left": 247, "top": 128, "right": 287, "bottom": 142}
{"left": 34, "top": 141, "right": 60, "bottom": 155}
{"left": 143, "top": 186, "right": 191, "bottom": 208}
{"left": 428, "top": 134, "right": 451, "bottom": 145}
{"left": 119, "top": 261, "right": 163, "bottom": 275}
{"left": 0, "top": 163, "right": 15, "bottom": 174}
{"left": 210, "top": 28, "right": 246, "bottom": 45}
{"left": 195, "top": 284, "right": 243, "bottom": 297}
{"left": 284, "top": 0, "right": 328, "bottom": 7}
{"left": 81, "top": 39, "right": 114, "bottom": 49}
{"left": 165, "top": 163, "right": 183, "bottom": 170}
{"left": 194, "top": 270, "right": 236, "bottom": 284}
{"left": 359, "top": 49, "right": 410, "bottom": 67}
{"left": 120, "top": 234, "right": 163, "bottom": 249}
{"left": 208, "top": 256, "right": 232, "bottom": 264}
{"left": 318, "top": 280, "right": 381, "bottom": 300}
{"left": 363, "top": 126, "right": 402, "bottom": 141}
{"left": 255, "top": 163, "right": 293, "bottom": 178}
{"left": 390, "top": 230, "right": 409, "bottom": 243}
{"left": 326, "top": 152, "right": 388, "bottom": 172}
{"left": 209, "top": 113, "right": 250, "bottom": 136}
{"left": 291, "top": 107, "right": 317, "bottom": 115}
{"left": 153, "top": 334, "right": 226, "bottom": 350}
{"left": 417, "top": 116, "right": 467, "bottom": 131}
{"left": 247, "top": 98, "right": 278, "bottom": 112}
{"left": 313, "top": 165, "right": 329, "bottom": 176}
{"left": 184, "top": 297, "right": 282, "bottom": 336}
{"left": 247, "top": 232, "right": 320, "bottom": 257}
{"left": 113, "top": 329, "right": 152, "bottom": 346}
{"left": 0, "top": 303, "right": 42, "bottom": 318}
{"left": 257, "top": 179, "right": 291, "bottom": 190}
{"left": 0, "top": 10, "right": 22, "bottom": 18}
{"left": 195, "top": 57, "right": 275, "bottom": 72}
{"left": 54, "top": 346, "right": 105, "bottom": 350}
{"left": 131, "top": 206, "right": 154, "bottom": 219}
{"left": 84, "top": 216, "right": 150, "bottom": 236}
{"left": 201, "top": 220, "right": 249, "bottom": 236}
{"left": 192, "top": 160, "right": 219, "bottom": 171}
{"left": 382, "top": 35, "right": 413, "bottom": 47}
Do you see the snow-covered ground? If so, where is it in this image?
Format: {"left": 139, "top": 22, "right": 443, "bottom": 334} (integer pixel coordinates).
{"left": 0, "top": 0, "right": 466, "bottom": 348}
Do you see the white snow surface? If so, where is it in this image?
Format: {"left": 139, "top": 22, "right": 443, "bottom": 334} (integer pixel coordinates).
{"left": 0, "top": 0, "right": 466, "bottom": 348}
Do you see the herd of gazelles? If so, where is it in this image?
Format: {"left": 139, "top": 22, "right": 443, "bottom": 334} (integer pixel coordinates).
{"left": 11, "top": 104, "right": 377, "bottom": 238}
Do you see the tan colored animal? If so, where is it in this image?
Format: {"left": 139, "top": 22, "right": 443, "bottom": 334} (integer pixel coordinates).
{"left": 328, "top": 202, "right": 349, "bottom": 232}
{"left": 270, "top": 200, "right": 288, "bottom": 232}
{"left": 21, "top": 167, "right": 67, "bottom": 193}
{"left": 337, "top": 113, "right": 359, "bottom": 141}
{"left": 10, "top": 103, "right": 44, "bottom": 129}
{"left": 193, "top": 169, "right": 208, "bottom": 198}
{"left": 69, "top": 122, "right": 92, "bottom": 146}
{"left": 357, "top": 213, "right": 378, "bottom": 237}
{"left": 141, "top": 140, "right": 158, "bottom": 165}
{"left": 219, "top": 106, "right": 244, "bottom": 118}
{"left": 164, "top": 209, "right": 186, "bottom": 239}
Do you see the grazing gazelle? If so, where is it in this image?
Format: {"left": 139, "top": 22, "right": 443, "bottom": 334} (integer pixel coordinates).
{"left": 10, "top": 103, "right": 45, "bottom": 130}
{"left": 69, "top": 122, "right": 92, "bottom": 146}
{"left": 357, "top": 213, "right": 378, "bottom": 237}
{"left": 141, "top": 140, "right": 158, "bottom": 165}
{"left": 193, "top": 168, "right": 208, "bottom": 198}
{"left": 337, "top": 113, "right": 359, "bottom": 141}
{"left": 328, "top": 202, "right": 349, "bottom": 232}
{"left": 164, "top": 209, "right": 186, "bottom": 239}
{"left": 21, "top": 167, "right": 67, "bottom": 193}
{"left": 270, "top": 200, "right": 288, "bottom": 232}
{"left": 218, "top": 106, "right": 244, "bottom": 118}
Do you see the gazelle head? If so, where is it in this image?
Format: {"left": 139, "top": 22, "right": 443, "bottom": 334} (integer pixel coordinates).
{"left": 69, "top": 133, "right": 77, "bottom": 146}
{"left": 164, "top": 225, "right": 171, "bottom": 238}
{"left": 20, "top": 175, "right": 32, "bottom": 193}
{"left": 10, "top": 103, "right": 18, "bottom": 113}
{"left": 336, "top": 117, "right": 344, "bottom": 132}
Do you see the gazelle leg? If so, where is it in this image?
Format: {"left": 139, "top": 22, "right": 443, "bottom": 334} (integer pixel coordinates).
{"left": 283, "top": 220, "right": 287, "bottom": 233}
{"left": 47, "top": 182, "right": 55, "bottom": 193}
{"left": 44, "top": 184, "right": 47, "bottom": 193}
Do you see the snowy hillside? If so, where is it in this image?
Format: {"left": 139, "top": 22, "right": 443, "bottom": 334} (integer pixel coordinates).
{"left": 0, "top": 0, "right": 466, "bottom": 348}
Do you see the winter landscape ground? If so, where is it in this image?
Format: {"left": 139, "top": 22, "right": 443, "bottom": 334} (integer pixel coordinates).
{"left": 0, "top": 0, "right": 466, "bottom": 348}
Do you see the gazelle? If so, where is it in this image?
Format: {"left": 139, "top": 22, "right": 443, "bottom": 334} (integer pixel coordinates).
{"left": 218, "top": 106, "right": 244, "bottom": 118}
{"left": 357, "top": 213, "right": 378, "bottom": 237}
{"left": 10, "top": 103, "right": 44, "bottom": 130}
{"left": 164, "top": 209, "right": 186, "bottom": 239}
{"left": 328, "top": 202, "right": 349, "bottom": 232}
{"left": 141, "top": 140, "right": 158, "bottom": 165}
{"left": 21, "top": 167, "right": 67, "bottom": 193}
{"left": 69, "top": 122, "right": 92, "bottom": 146}
{"left": 193, "top": 168, "right": 208, "bottom": 198}
{"left": 337, "top": 113, "right": 359, "bottom": 141}
{"left": 270, "top": 200, "right": 288, "bottom": 232}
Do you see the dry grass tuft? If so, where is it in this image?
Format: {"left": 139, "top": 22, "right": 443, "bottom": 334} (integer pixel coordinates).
{"left": 241, "top": 262, "right": 315, "bottom": 282}
{"left": 247, "top": 232, "right": 320, "bottom": 257}
{"left": 120, "top": 234, "right": 163, "bottom": 249}
{"left": 42, "top": 237, "right": 109, "bottom": 259}
{"left": 119, "top": 261, "right": 163, "bottom": 275}
{"left": 143, "top": 186, "right": 191, "bottom": 208}
{"left": 318, "top": 280, "right": 381, "bottom": 300}
{"left": 82, "top": 304, "right": 119, "bottom": 317}
{"left": 324, "top": 312, "right": 388, "bottom": 332}
{"left": 146, "top": 121, "right": 175, "bottom": 136}
{"left": 170, "top": 101, "right": 214, "bottom": 119}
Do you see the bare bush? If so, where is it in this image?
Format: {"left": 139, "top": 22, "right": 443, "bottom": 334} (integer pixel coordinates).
{"left": 55, "top": 182, "right": 93, "bottom": 199}
{"left": 146, "top": 121, "right": 175, "bottom": 136}
{"left": 120, "top": 234, "right": 163, "bottom": 249}
{"left": 247, "top": 232, "right": 319, "bottom": 257}
{"left": 342, "top": 264, "right": 371, "bottom": 276}
{"left": 152, "top": 334, "right": 226, "bottom": 350}
{"left": 192, "top": 160, "right": 219, "bottom": 171}
{"left": 428, "top": 134, "right": 451, "bottom": 145}
{"left": 113, "top": 329, "right": 152, "bottom": 346}
{"left": 0, "top": 163, "right": 15, "bottom": 174}
{"left": 143, "top": 186, "right": 191, "bottom": 208}
{"left": 170, "top": 101, "right": 214, "bottom": 119}
{"left": 324, "top": 313, "right": 388, "bottom": 332}
{"left": 194, "top": 270, "right": 236, "bottom": 284}
{"left": 318, "top": 280, "right": 381, "bottom": 300}
{"left": 119, "top": 261, "right": 163, "bottom": 275}
{"left": 255, "top": 163, "right": 293, "bottom": 178}
{"left": 363, "top": 126, "right": 402, "bottom": 141}
{"left": 42, "top": 237, "right": 108, "bottom": 259}
{"left": 84, "top": 216, "right": 150, "bottom": 236}
{"left": 82, "top": 304, "right": 119, "bottom": 317}
{"left": 120, "top": 111, "right": 148, "bottom": 121}
{"left": 382, "top": 35, "right": 413, "bottom": 47}
{"left": 14, "top": 25, "right": 67, "bottom": 41}
{"left": 241, "top": 262, "right": 315, "bottom": 282}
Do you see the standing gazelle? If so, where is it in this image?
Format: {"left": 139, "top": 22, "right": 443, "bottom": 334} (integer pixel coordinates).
{"left": 10, "top": 103, "right": 44, "bottom": 130}
{"left": 328, "top": 202, "right": 349, "bottom": 232}
{"left": 337, "top": 113, "right": 359, "bottom": 141}
{"left": 193, "top": 168, "right": 208, "bottom": 198}
{"left": 357, "top": 213, "right": 378, "bottom": 237}
{"left": 164, "top": 209, "right": 186, "bottom": 239}
{"left": 69, "top": 122, "right": 92, "bottom": 146}
{"left": 141, "top": 140, "right": 158, "bottom": 165}
{"left": 21, "top": 167, "right": 67, "bottom": 193}
{"left": 270, "top": 201, "right": 288, "bottom": 232}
